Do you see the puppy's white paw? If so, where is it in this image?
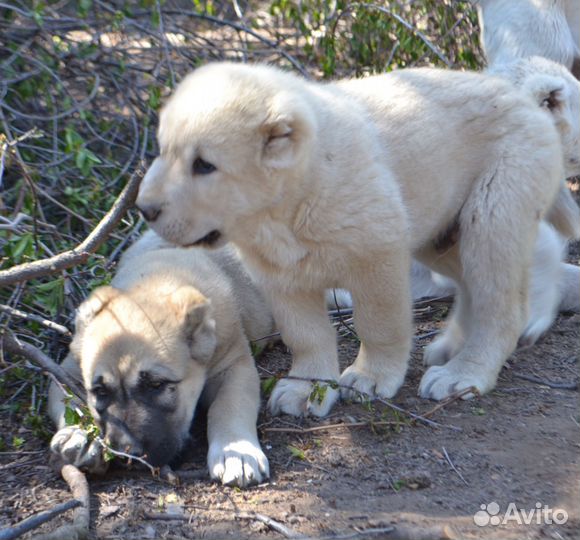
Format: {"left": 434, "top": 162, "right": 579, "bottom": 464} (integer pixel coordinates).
{"left": 50, "top": 426, "right": 108, "bottom": 474}
{"left": 339, "top": 364, "right": 404, "bottom": 401}
{"left": 268, "top": 378, "right": 339, "bottom": 417}
{"left": 208, "top": 440, "right": 269, "bottom": 488}
{"left": 419, "top": 363, "right": 492, "bottom": 401}
{"left": 423, "top": 334, "right": 461, "bottom": 367}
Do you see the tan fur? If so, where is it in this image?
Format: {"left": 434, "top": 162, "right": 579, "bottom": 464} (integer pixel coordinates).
{"left": 48, "top": 230, "right": 274, "bottom": 487}
{"left": 136, "top": 62, "right": 564, "bottom": 408}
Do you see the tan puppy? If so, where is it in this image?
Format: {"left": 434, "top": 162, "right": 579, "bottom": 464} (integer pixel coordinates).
{"left": 48, "top": 230, "right": 274, "bottom": 487}
{"left": 136, "top": 62, "right": 564, "bottom": 410}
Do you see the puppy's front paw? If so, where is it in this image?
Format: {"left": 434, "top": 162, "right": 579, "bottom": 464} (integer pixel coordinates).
{"left": 50, "top": 426, "right": 108, "bottom": 474}
{"left": 419, "top": 363, "right": 491, "bottom": 401}
{"left": 339, "top": 364, "right": 404, "bottom": 401}
{"left": 268, "top": 378, "right": 339, "bottom": 417}
{"left": 208, "top": 440, "right": 269, "bottom": 488}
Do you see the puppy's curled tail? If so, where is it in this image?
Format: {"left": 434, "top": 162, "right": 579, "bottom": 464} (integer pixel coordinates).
{"left": 546, "top": 186, "right": 580, "bottom": 239}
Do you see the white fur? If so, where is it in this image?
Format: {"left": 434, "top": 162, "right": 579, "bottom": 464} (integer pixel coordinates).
{"left": 475, "top": 0, "right": 580, "bottom": 76}
{"left": 137, "top": 63, "right": 564, "bottom": 406}
{"left": 415, "top": 56, "right": 580, "bottom": 346}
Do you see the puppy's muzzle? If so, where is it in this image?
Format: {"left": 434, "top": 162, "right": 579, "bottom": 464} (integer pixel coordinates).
{"left": 137, "top": 204, "right": 161, "bottom": 223}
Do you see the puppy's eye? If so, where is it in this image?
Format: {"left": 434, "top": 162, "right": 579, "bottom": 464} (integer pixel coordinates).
{"left": 92, "top": 386, "right": 110, "bottom": 400}
{"left": 141, "top": 378, "right": 167, "bottom": 393}
{"left": 192, "top": 157, "right": 216, "bottom": 175}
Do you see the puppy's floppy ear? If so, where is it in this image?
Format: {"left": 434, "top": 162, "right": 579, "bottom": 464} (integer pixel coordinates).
{"left": 260, "top": 92, "right": 315, "bottom": 169}
{"left": 75, "top": 286, "right": 119, "bottom": 334}
{"left": 171, "top": 287, "right": 217, "bottom": 363}
{"left": 524, "top": 73, "right": 568, "bottom": 116}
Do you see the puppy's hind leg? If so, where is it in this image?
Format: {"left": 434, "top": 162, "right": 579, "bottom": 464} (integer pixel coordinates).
{"left": 267, "top": 289, "right": 340, "bottom": 417}
{"left": 423, "top": 282, "right": 470, "bottom": 367}
{"left": 520, "top": 222, "right": 566, "bottom": 347}
{"left": 340, "top": 252, "right": 413, "bottom": 401}
{"left": 420, "top": 176, "right": 541, "bottom": 401}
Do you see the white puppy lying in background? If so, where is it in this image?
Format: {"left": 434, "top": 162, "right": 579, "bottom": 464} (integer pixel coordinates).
{"left": 137, "top": 62, "right": 565, "bottom": 411}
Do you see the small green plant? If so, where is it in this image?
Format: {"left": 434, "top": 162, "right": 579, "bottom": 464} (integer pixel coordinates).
{"left": 64, "top": 126, "right": 102, "bottom": 176}
{"left": 288, "top": 445, "right": 306, "bottom": 461}
{"left": 12, "top": 436, "right": 25, "bottom": 449}
{"left": 261, "top": 375, "right": 279, "bottom": 397}
{"left": 392, "top": 479, "right": 407, "bottom": 492}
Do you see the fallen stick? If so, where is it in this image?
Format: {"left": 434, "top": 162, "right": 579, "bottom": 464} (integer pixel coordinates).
{"left": 300, "top": 524, "right": 456, "bottom": 540}
{"left": 379, "top": 523, "right": 456, "bottom": 540}
{"left": 0, "top": 166, "right": 144, "bottom": 287}
{"left": 32, "top": 465, "right": 90, "bottom": 540}
{"left": 421, "top": 386, "right": 478, "bottom": 419}
{"left": 0, "top": 500, "right": 81, "bottom": 540}
{"left": 0, "top": 304, "right": 71, "bottom": 336}
{"left": 264, "top": 420, "right": 402, "bottom": 434}
{"left": 512, "top": 372, "right": 578, "bottom": 390}
{"left": 235, "top": 512, "right": 302, "bottom": 538}
{"left": 441, "top": 446, "right": 469, "bottom": 487}
{"left": 282, "top": 375, "right": 462, "bottom": 431}
{"left": 1, "top": 332, "right": 85, "bottom": 402}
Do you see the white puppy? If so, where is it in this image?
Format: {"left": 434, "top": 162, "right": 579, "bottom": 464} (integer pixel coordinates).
{"left": 136, "top": 63, "right": 564, "bottom": 409}
{"left": 475, "top": 0, "right": 580, "bottom": 77}
{"left": 415, "top": 56, "right": 580, "bottom": 346}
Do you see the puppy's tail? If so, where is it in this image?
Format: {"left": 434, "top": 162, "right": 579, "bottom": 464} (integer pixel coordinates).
{"left": 546, "top": 186, "right": 580, "bottom": 239}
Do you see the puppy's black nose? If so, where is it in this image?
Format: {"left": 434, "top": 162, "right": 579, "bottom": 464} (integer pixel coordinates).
{"left": 137, "top": 204, "right": 161, "bottom": 223}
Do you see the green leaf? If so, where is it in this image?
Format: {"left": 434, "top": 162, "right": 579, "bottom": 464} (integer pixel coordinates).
{"left": 261, "top": 376, "right": 278, "bottom": 397}
{"left": 64, "top": 405, "right": 81, "bottom": 426}
{"left": 11, "top": 234, "right": 34, "bottom": 261}
{"left": 12, "top": 436, "right": 25, "bottom": 449}
{"left": 288, "top": 445, "right": 306, "bottom": 460}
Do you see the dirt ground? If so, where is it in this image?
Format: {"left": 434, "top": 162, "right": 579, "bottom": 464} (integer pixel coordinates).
{"left": 1, "top": 260, "right": 578, "bottom": 540}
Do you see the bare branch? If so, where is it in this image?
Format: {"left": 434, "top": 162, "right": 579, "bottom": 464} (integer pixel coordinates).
{"left": 0, "top": 167, "right": 144, "bottom": 288}
{"left": 0, "top": 500, "right": 81, "bottom": 540}
{"left": 0, "top": 304, "right": 71, "bottom": 336}
{"left": 31, "top": 465, "right": 90, "bottom": 540}
{"left": 1, "top": 332, "right": 85, "bottom": 402}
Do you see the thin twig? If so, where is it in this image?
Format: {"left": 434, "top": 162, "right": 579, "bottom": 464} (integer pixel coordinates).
{"left": 0, "top": 500, "right": 81, "bottom": 540}
{"left": 264, "top": 420, "right": 402, "bottom": 434}
{"left": 95, "top": 436, "right": 158, "bottom": 476}
{"left": 421, "top": 386, "right": 479, "bottom": 419}
{"left": 0, "top": 304, "right": 71, "bottom": 336}
{"left": 1, "top": 332, "right": 85, "bottom": 402}
{"left": 512, "top": 372, "right": 578, "bottom": 390}
{"left": 31, "top": 465, "right": 90, "bottom": 540}
{"left": 441, "top": 446, "right": 468, "bottom": 487}
{"left": 235, "top": 512, "right": 302, "bottom": 538}
{"left": 282, "top": 375, "right": 462, "bottom": 431}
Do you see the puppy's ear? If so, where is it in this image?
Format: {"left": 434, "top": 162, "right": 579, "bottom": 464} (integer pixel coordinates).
{"left": 171, "top": 287, "right": 217, "bottom": 363}
{"left": 260, "top": 93, "right": 315, "bottom": 169}
{"left": 525, "top": 73, "right": 568, "bottom": 116}
{"left": 75, "top": 286, "right": 119, "bottom": 334}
